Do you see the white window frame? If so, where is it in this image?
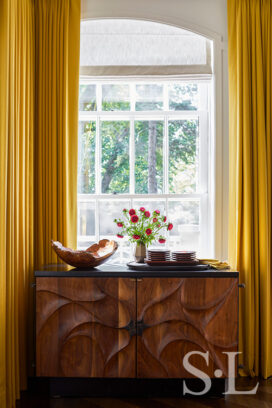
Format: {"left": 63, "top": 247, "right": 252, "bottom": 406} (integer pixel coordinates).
{"left": 78, "top": 76, "right": 212, "bottom": 258}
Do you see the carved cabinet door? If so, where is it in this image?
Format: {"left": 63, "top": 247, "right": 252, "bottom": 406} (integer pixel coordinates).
{"left": 136, "top": 277, "right": 238, "bottom": 378}
{"left": 36, "top": 277, "right": 136, "bottom": 377}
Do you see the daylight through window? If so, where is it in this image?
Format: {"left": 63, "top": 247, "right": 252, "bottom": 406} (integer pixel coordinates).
{"left": 78, "top": 79, "right": 211, "bottom": 262}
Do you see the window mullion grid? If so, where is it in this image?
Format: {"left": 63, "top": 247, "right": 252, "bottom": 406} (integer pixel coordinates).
{"left": 79, "top": 111, "right": 199, "bottom": 119}
{"left": 163, "top": 115, "right": 169, "bottom": 194}
{"left": 130, "top": 83, "right": 135, "bottom": 195}
{"left": 129, "top": 82, "right": 135, "bottom": 257}
{"left": 165, "top": 196, "right": 169, "bottom": 245}
{"left": 78, "top": 78, "right": 211, "bottom": 256}
{"left": 130, "top": 117, "right": 135, "bottom": 194}
{"left": 95, "top": 83, "right": 102, "bottom": 244}
{"left": 95, "top": 114, "right": 101, "bottom": 243}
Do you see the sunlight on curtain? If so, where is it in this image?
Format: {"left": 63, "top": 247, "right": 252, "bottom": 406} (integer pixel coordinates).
{"left": 34, "top": 0, "right": 80, "bottom": 265}
{"left": 0, "top": 1, "right": 34, "bottom": 407}
{"left": 228, "top": 0, "right": 272, "bottom": 378}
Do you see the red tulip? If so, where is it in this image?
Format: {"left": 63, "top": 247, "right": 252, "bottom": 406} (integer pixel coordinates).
{"left": 144, "top": 211, "right": 150, "bottom": 218}
{"left": 129, "top": 209, "right": 136, "bottom": 216}
{"left": 167, "top": 223, "right": 173, "bottom": 231}
{"left": 117, "top": 234, "right": 124, "bottom": 238}
{"left": 117, "top": 222, "right": 123, "bottom": 227}
{"left": 145, "top": 228, "right": 152, "bottom": 235}
{"left": 159, "top": 238, "right": 166, "bottom": 243}
{"left": 140, "top": 207, "right": 145, "bottom": 212}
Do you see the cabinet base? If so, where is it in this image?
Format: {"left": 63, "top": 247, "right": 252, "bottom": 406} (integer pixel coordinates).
{"left": 29, "top": 377, "right": 227, "bottom": 398}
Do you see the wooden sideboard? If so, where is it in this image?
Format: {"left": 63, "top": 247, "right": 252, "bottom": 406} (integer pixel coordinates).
{"left": 35, "top": 265, "right": 239, "bottom": 381}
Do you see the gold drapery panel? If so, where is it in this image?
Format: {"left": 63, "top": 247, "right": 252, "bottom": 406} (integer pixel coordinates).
{"left": 0, "top": 1, "right": 80, "bottom": 407}
{"left": 34, "top": 0, "right": 80, "bottom": 265}
{"left": 228, "top": 0, "right": 272, "bottom": 378}
{"left": 0, "top": 0, "right": 34, "bottom": 406}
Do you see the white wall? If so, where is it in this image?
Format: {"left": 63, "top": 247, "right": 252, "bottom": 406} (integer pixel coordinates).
{"left": 81, "top": 0, "right": 229, "bottom": 260}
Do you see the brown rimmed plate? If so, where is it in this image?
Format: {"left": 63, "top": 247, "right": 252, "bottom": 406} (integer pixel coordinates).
{"left": 145, "top": 259, "right": 200, "bottom": 266}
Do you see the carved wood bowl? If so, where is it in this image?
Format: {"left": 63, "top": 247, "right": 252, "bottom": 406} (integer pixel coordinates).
{"left": 51, "top": 239, "right": 118, "bottom": 268}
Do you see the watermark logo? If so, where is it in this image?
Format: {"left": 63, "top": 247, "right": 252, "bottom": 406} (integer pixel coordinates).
{"left": 183, "top": 351, "right": 259, "bottom": 396}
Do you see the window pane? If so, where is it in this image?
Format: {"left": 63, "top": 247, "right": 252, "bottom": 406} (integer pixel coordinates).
{"left": 169, "top": 231, "right": 200, "bottom": 253}
{"left": 168, "top": 119, "right": 199, "bottom": 193}
{"left": 135, "top": 84, "right": 163, "bottom": 111}
{"left": 78, "top": 121, "right": 96, "bottom": 193}
{"left": 169, "top": 83, "right": 199, "bottom": 111}
{"left": 132, "top": 200, "right": 166, "bottom": 215}
{"left": 168, "top": 200, "right": 200, "bottom": 252}
{"left": 99, "top": 200, "right": 130, "bottom": 236}
{"left": 135, "top": 120, "right": 163, "bottom": 194}
{"left": 78, "top": 200, "right": 96, "bottom": 237}
{"left": 168, "top": 200, "right": 200, "bottom": 232}
{"left": 79, "top": 84, "right": 97, "bottom": 111}
{"left": 101, "top": 121, "right": 130, "bottom": 193}
{"left": 102, "top": 84, "right": 130, "bottom": 111}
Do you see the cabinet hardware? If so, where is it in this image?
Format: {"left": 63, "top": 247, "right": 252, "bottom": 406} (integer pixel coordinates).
{"left": 137, "top": 278, "right": 143, "bottom": 282}
{"left": 31, "top": 282, "right": 36, "bottom": 288}
{"left": 129, "top": 278, "right": 136, "bottom": 282}
{"left": 238, "top": 283, "right": 245, "bottom": 288}
{"left": 123, "top": 320, "right": 136, "bottom": 337}
{"left": 137, "top": 318, "right": 149, "bottom": 336}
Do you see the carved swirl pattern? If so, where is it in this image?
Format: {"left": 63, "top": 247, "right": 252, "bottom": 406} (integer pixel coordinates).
{"left": 137, "top": 278, "right": 238, "bottom": 378}
{"left": 36, "top": 277, "right": 238, "bottom": 379}
{"left": 36, "top": 277, "right": 136, "bottom": 377}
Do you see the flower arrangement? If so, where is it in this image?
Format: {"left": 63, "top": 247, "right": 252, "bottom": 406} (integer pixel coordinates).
{"left": 114, "top": 207, "right": 173, "bottom": 246}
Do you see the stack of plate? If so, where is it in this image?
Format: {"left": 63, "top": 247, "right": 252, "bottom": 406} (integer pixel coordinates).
{"left": 171, "top": 251, "right": 197, "bottom": 263}
{"left": 147, "top": 249, "right": 171, "bottom": 262}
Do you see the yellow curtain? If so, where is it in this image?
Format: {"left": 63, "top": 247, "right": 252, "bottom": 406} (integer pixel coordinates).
{"left": 228, "top": 0, "right": 272, "bottom": 378}
{"left": 34, "top": 0, "right": 80, "bottom": 265}
{"left": 0, "top": 0, "right": 80, "bottom": 406}
{"left": 0, "top": 1, "right": 34, "bottom": 407}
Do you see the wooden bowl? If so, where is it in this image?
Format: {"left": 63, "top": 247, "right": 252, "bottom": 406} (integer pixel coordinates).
{"left": 51, "top": 239, "right": 118, "bottom": 268}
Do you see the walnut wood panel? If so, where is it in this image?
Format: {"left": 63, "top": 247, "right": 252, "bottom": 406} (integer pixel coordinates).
{"left": 36, "top": 277, "right": 136, "bottom": 377}
{"left": 136, "top": 277, "right": 238, "bottom": 378}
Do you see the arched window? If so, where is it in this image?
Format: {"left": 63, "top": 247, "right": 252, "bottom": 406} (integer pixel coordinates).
{"left": 78, "top": 19, "right": 213, "bottom": 261}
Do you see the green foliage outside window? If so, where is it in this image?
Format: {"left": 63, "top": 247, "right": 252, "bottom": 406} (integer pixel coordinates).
{"left": 78, "top": 83, "right": 199, "bottom": 195}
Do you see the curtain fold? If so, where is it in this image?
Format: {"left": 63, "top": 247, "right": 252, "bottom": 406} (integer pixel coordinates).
{"left": 228, "top": 0, "right": 272, "bottom": 378}
{"left": 0, "top": 1, "right": 34, "bottom": 407}
{"left": 0, "top": 0, "right": 80, "bottom": 406}
{"left": 34, "top": 0, "right": 80, "bottom": 265}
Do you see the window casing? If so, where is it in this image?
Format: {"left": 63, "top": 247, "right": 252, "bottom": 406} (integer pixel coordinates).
{"left": 78, "top": 78, "right": 211, "bottom": 262}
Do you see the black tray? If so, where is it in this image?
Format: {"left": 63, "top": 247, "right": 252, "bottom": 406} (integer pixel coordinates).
{"left": 127, "top": 261, "right": 210, "bottom": 271}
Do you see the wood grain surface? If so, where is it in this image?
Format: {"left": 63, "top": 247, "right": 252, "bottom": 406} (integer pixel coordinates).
{"left": 36, "top": 277, "right": 238, "bottom": 379}
{"left": 136, "top": 278, "right": 238, "bottom": 378}
{"left": 36, "top": 277, "right": 136, "bottom": 377}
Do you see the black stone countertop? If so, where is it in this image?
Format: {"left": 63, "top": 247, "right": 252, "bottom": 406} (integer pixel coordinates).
{"left": 35, "top": 263, "right": 239, "bottom": 278}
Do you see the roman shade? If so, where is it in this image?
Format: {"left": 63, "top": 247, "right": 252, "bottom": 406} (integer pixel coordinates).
{"left": 80, "top": 19, "right": 212, "bottom": 76}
